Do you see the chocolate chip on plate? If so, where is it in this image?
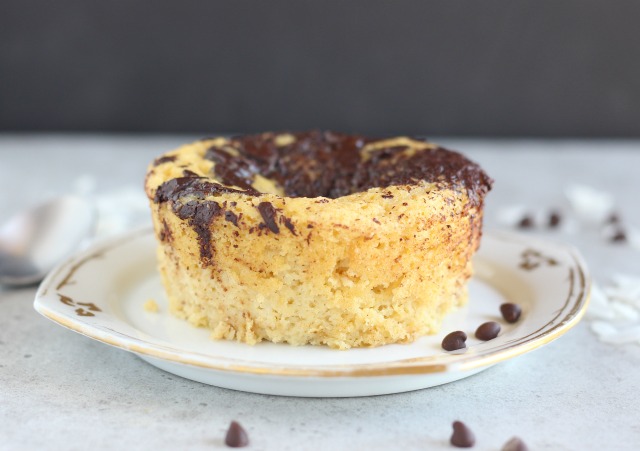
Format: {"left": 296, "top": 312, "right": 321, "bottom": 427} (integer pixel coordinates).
{"left": 225, "top": 421, "right": 249, "bottom": 448}
{"left": 502, "top": 436, "right": 529, "bottom": 451}
{"left": 500, "top": 303, "right": 522, "bottom": 323}
{"left": 475, "top": 321, "right": 501, "bottom": 341}
{"left": 442, "top": 331, "right": 467, "bottom": 351}
{"left": 450, "top": 421, "right": 475, "bottom": 448}
{"left": 517, "top": 215, "right": 534, "bottom": 229}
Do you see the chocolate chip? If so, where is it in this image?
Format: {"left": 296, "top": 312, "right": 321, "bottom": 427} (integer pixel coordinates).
{"left": 257, "top": 201, "right": 280, "bottom": 234}
{"left": 442, "top": 331, "right": 467, "bottom": 351}
{"left": 502, "top": 436, "right": 528, "bottom": 451}
{"left": 611, "top": 229, "right": 627, "bottom": 243}
{"left": 500, "top": 303, "right": 522, "bottom": 323}
{"left": 225, "top": 421, "right": 249, "bottom": 448}
{"left": 607, "top": 213, "right": 621, "bottom": 224}
{"left": 450, "top": 421, "right": 475, "bottom": 448}
{"left": 283, "top": 216, "right": 296, "bottom": 235}
{"left": 224, "top": 210, "right": 239, "bottom": 227}
{"left": 548, "top": 211, "right": 561, "bottom": 228}
{"left": 475, "top": 321, "right": 501, "bottom": 341}
{"left": 517, "top": 216, "right": 534, "bottom": 229}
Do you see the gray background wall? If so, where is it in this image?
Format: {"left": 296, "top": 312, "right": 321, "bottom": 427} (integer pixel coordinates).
{"left": 2, "top": 1, "right": 639, "bottom": 137}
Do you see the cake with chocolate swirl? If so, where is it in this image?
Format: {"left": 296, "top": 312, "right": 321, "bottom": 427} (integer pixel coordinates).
{"left": 145, "top": 131, "right": 492, "bottom": 349}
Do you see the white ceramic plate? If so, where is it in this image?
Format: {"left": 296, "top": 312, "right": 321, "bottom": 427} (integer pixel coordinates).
{"left": 34, "top": 228, "right": 589, "bottom": 397}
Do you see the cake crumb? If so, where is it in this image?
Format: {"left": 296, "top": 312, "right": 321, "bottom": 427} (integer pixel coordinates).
{"left": 144, "top": 299, "right": 159, "bottom": 313}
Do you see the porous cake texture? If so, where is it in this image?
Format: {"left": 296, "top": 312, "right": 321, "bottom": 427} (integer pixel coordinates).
{"left": 145, "top": 132, "right": 492, "bottom": 349}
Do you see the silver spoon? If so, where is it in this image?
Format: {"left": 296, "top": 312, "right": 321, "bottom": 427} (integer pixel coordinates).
{"left": 0, "top": 196, "right": 95, "bottom": 286}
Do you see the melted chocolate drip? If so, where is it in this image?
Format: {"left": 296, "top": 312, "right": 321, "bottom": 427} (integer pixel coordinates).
{"left": 173, "top": 200, "right": 222, "bottom": 262}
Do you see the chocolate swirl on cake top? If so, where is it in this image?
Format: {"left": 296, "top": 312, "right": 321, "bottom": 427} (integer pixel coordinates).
{"left": 152, "top": 131, "right": 492, "bottom": 209}
{"left": 199, "top": 131, "right": 492, "bottom": 205}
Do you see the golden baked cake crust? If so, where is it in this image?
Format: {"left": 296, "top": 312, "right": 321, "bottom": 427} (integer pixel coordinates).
{"left": 145, "top": 131, "right": 492, "bottom": 349}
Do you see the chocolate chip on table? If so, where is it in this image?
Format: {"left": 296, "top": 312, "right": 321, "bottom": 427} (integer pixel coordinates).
{"left": 502, "top": 436, "right": 529, "bottom": 451}
{"left": 607, "top": 212, "right": 621, "bottom": 224}
{"left": 442, "top": 331, "right": 467, "bottom": 351}
{"left": 548, "top": 211, "right": 562, "bottom": 228}
{"left": 610, "top": 229, "right": 627, "bottom": 243}
{"left": 450, "top": 421, "right": 476, "bottom": 448}
{"left": 517, "top": 215, "right": 534, "bottom": 229}
{"left": 225, "top": 421, "right": 249, "bottom": 448}
{"left": 475, "top": 321, "right": 501, "bottom": 341}
{"left": 500, "top": 303, "right": 522, "bottom": 323}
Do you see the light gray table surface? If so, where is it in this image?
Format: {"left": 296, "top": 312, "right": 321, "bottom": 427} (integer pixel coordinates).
{"left": 1, "top": 135, "right": 639, "bottom": 450}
